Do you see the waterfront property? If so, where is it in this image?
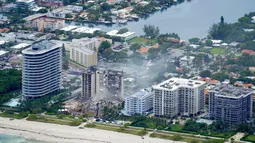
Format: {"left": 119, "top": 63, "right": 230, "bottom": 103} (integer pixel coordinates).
{"left": 22, "top": 40, "right": 62, "bottom": 98}
{"left": 152, "top": 78, "right": 206, "bottom": 118}
{"left": 106, "top": 30, "right": 135, "bottom": 41}
{"left": 125, "top": 87, "right": 153, "bottom": 115}
{"left": 30, "top": 17, "right": 65, "bottom": 32}
{"left": 208, "top": 84, "right": 253, "bottom": 125}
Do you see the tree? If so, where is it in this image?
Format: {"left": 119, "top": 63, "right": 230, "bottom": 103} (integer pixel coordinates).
{"left": 237, "top": 123, "right": 252, "bottom": 133}
{"left": 199, "top": 70, "right": 212, "bottom": 78}
{"left": 38, "top": 8, "right": 48, "bottom": 13}
{"left": 62, "top": 44, "right": 69, "bottom": 70}
{"left": 129, "top": 43, "right": 141, "bottom": 51}
{"left": 147, "top": 48, "right": 160, "bottom": 59}
{"left": 99, "top": 41, "right": 111, "bottom": 54}
{"left": 143, "top": 25, "right": 160, "bottom": 39}
{"left": 172, "top": 134, "right": 183, "bottom": 141}
{"left": 117, "top": 28, "right": 129, "bottom": 34}
{"left": 238, "top": 16, "right": 250, "bottom": 23}
{"left": 189, "top": 37, "right": 200, "bottom": 44}
{"left": 101, "top": 3, "right": 112, "bottom": 11}
{"left": 65, "top": 13, "right": 73, "bottom": 18}
{"left": 205, "top": 39, "right": 213, "bottom": 46}
{"left": 220, "top": 16, "right": 224, "bottom": 24}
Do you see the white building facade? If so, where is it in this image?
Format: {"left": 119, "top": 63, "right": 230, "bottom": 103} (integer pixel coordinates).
{"left": 153, "top": 78, "right": 206, "bottom": 118}
{"left": 22, "top": 40, "right": 62, "bottom": 98}
{"left": 125, "top": 88, "right": 153, "bottom": 115}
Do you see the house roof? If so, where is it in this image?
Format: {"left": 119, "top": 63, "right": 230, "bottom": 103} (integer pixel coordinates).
{"left": 241, "top": 49, "right": 255, "bottom": 55}
{"left": 139, "top": 47, "right": 149, "bottom": 54}
{"left": 152, "top": 43, "right": 159, "bottom": 49}
{"left": 0, "top": 28, "right": 10, "bottom": 33}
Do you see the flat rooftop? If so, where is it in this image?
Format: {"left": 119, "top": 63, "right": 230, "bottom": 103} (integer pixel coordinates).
{"left": 209, "top": 84, "right": 253, "bottom": 98}
{"left": 22, "top": 40, "right": 61, "bottom": 55}
{"left": 11, "top": 43, "right": 31, "bottom": 49}
{"left": 153, "top": 78, "right": 206, "bottom": 91}
{"left": 71, "top": 27, "right": 101, "bottom": 34}
{"left": 60, "top": 25, "right": 78, "bottom": 31}
{"left": 130, "top": 87, "right": 153, "bottom": 99}
{"left": 106, "top": 30, "right": 135, "bottom": 38}
{"left": 0, "top": 50, "right": 8, "bottom": 56}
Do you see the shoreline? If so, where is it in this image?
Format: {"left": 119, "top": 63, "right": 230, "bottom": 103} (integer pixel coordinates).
{"left": 0, "top": 117, "right": 184, "bottom": 143}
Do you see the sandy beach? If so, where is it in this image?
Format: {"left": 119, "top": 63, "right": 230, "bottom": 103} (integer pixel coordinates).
{"left": 0, "top": 117, "right": 185, "bottom": 143}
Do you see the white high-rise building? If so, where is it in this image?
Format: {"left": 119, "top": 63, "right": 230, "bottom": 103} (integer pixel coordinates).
{"left": 22, "top": 40, "right": 62, "bottom": 98}
{"left": 125, "top": 88, "right": 153, "bottom": 115}
{"left": 152, "top": 78, "right": 206, "bottom": 118}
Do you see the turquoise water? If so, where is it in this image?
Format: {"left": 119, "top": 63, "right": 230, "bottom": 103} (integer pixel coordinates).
{"left": 0, "top": 134, "right": 48, "bottom": 143}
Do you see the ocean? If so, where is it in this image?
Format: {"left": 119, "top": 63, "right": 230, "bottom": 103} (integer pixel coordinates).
{"left": 0, "top": 134, "right": 48, "bottom": 143}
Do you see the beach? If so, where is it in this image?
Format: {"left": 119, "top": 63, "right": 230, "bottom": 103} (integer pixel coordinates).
{"left": 0, "top": 117, "right": 184, "bottom": 143}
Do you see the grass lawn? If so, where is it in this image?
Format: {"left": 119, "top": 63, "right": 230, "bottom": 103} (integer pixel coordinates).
{"left": 150, "top": 133, "right": 224, "bottom": 143}
{"left": 210, "top": 48, "right": 225, "bottom": 55}
{"left": 130, "top": 37, "right": 157, "bottom": 45}
{"left": 0, "top": 112, "right": 28, "bottom": 119}
{"left": 27, "top": 114, "right": 81, "bottom": 126}
{"left": 170, "top": 125, "right": 183, "bottom": 131}
{"left": 242, "top": 135, "right": 255, "bottom": 142}
{"left": 86, "top": 123, "right": 147, "bottom": 136}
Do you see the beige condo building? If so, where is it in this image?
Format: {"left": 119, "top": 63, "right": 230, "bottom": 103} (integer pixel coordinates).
{"left": 70, "top": 45, "right": 97, "bottom": 67}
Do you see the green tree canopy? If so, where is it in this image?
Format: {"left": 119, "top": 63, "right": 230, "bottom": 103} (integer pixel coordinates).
{"left": 189, "top": 37, "right": 200, "bottom": 44}
{"left": 199, "top": 70, "right": 212, "bottom": 78}
{"left": 205, "top": 40, "right": 213, "bottom": 46}
{"left": 117, "top": 28, "right": 129, "bottom": 34}
{"left": 143, "top": 25, "right": 160, "bottom": 39}
{"left": 99, "top": 41, "right": 111, "bottom": 54}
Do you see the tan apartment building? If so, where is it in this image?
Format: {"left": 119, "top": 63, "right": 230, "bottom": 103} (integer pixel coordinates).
{"left": 70, "top": 45, "right": 97, "bottom": 67}
{"left": 31, "top": 17, "right": 65, "bottom": 32}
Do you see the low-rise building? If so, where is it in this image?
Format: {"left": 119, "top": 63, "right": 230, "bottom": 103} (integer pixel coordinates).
{"left": 0, "top": 3, "right": 16, "bottom": 13}
{"left": 125, "top": 87, "right": 153, "bottom": 115}
{"left": 0, "top": 50, "right": 8, "bottom": 57}
{"left": 0, "top": 14, "right": 9, "bottom": 24}
{"left": 16, "top": 0, "right": 36, "bottom": 9}
{"left": 208, "top": 84, "right": 253, "bottom": 125}
{"left": 152, "top": 78, "right": 206, "bottom": 118}
{"left": 31, "top": 17, "right": 65, "bottom": 32}
{"left": 106, "top": 30, "right": 135, "bottom": 41}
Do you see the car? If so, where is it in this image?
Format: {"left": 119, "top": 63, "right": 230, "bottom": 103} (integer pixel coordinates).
{"left": 9, "top": 118, "right": 14, "bottom": 121}
{"left": 79, "top": 127, "right": 84, "bottom": 129}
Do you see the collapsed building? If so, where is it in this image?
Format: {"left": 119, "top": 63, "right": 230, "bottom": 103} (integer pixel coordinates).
{"left": 81, "top": 66, "right": 124, "bottom": 101}
{"left": 102, "top": 69, "right": 124, "bottom": 99}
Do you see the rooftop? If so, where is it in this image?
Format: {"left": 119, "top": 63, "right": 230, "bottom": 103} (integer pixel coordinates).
{"left": 153, "top": 78, "right": 206, "bottom": 91}
{"left": 11, "top": 43, "right": 31, "bottom": 49}
{"left": 106, "top": 30, "right": 135, "bottom": 38}
{"left": 22, "top": 40, "right": 61, "bottom": 55}
{"left": 209, "top": 84, "right": 253, "bottom": 98}
{"left": 60, "top": 25, "right": 78, "bottom": 31}
{"left": 33, "top": 17, "right": 65, "bottom": 23}
{"left": 16, "top": 0, "right": 34, "bottom": 3}
{"left": 23, "top": 13, "right": 46, "bottom": 21}
{"left": 0, "top": 50, "right": 8, "bottom": 56}
{"left": 130, "top": 87, "right": 153, "bottom": 99}
{"left": 71, "top": 27, "right": 101, "bottom": 34}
